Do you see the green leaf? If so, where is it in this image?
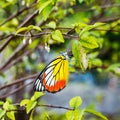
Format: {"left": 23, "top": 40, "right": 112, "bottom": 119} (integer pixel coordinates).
{"left": 93, "top": 22, "right": 105, "bottom": 28}
{"left": 72, "top": 40, "right": 82, "bottom": 67}
{"left": 79, "top": 25, "right": 93, "bottom": 37}
{"left": 26, "top": 100, "right": 37, "bottom": 114}
{"left": 79, "top": 109, "right": 85, "bottom": 120}
{"left": 85, "top": 109, "right": 108, "bottom": 120}
{"left": 28, "top": 25, "right": 41, "bottom": 31}
{"left": 31, "top": 92, "right": 44, "bottom": 101}
{"left": 6, "top": 98, "right": 12, "bottom": 104}
{"left": 80, "top": 36, "right": 99, "bottom": 49}
{"left": 3, "top": 101, "right": 9, "bottom": 110}
{"left": 91, "top": 58, "right": 102, "bottom": 67}
{"left": 29, "top": 109, "right": 34, "bottom": 120}
{"left": 69, "top": 96, "right": 82, "bottom": 109}
{"left": 66, "top": 109, "right": 83, "bottom": 120}
{"left": 66, "top": 111, "right": 74, "bottom": 120}
{"left": 52, "top": 30, "right": 64, "bottom": 43}
{"left": 0, "top": 101, "right": 4, "bottom": 106}
{"left": 15, "top": 27, "right": 28, "bottom": 35}
{"left": 74, "top": 109, "right": 82, "bottom": 120}
{"left": 20, "top": 99, "right": 29, "bottom": 106}
{"left": 78, "top": 0, "right": 84, "bottom": 4}
{"left": 79, "top": 22, "right": 105, "bottom": 37}
{"left": 38, "top": 0, "right": 52, "bottom": 13}
{"left": 7, "top": 111, "right": 15, "bottom": 120}
{"left": 42, "top": 4, "right": 53, "bottom": 20}
{"left": 46, "top": 21, "right": 56, "bottom": 29}
{"left": 72, "top": 41, "right": 88, "bottom": 70}
{"left": 106, "top": 63, "right": 120, "bottom": 75}
{"left": 0, "top": 109, "right": 6, "bottom": 119}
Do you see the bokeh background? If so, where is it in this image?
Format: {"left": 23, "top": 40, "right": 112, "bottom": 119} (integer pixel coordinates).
{"left": 0, "top": 0, "right": 120, "bottom": 120}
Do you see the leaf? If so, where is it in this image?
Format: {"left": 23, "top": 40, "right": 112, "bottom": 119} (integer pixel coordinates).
{"left": 29, "top": 109, "right": 34, "bottom": 120}
{"left": 66, "top": 111, "right": 74, "bottom": 120}
{"left": 15, "top": 27, "right": 28, "bottom": 35}
{"left": 79, "top": 109, "right": 85, "bottom": 120}
{"left": 52, "top": 30, "right": 64, "bottom": 43}
{"left": 20, "top": 99, "right": 29, "bottom": 106}
{"left": 72, "top": 40, "right": 82, "bottom": 67}
{"left": 106, "top": 63, "right": 120, "bottom": 75}
{"left": 28, "top": 25, "right": 41, "bottom": 31}
{"left": 0, "top": 101, "right": 4, "bottom": 106}
{"left": 46, "top": 21, "right": 56, "bottom": 29}
{"left": 38, "top": 0, "right": 52, "bottom": 13}
{"left": 93, "top": 22, "right": 105, "bottom": 28}
{"left": 26, "top": 100, "right": 37, "bottom": 114}
{"left": 69, "top": 96, "right": 82, "bottom": 109}
{"left": 6, "top": 98, "right": 12, "bottom": 104}
{"left": 79, "top": 25, "right": 93, "bottom": 37}
{"left": 42, "top": 4, "right": 53, "bottom": 20}
{"left": 81, "top": 51, "right": 88, "bottom": 70}
{"left": 3, "top": 101, "right": 9, "bottom": 110}
{"left": 91, "top": 58, "right": 102, "bottom": 67}
{"left": 79, "top": 22, "right": 105, "bottom": 37}
{"left": 80, "top": 36, "right": 99, "bottom": 49}
{"left": 66, "top": 109, "right": 82, "bottom": 120}
{"left": 0, "top": 109, "right": 6, "bottom": 119}
{"left": 31, "top": 92, "right": 44, "bottom": 101}
{"left": 74, "top": 109, "right": 82, "bottom": 120}
{"left": 72, "top": 40, "right": 88, "bottom": 70}
{"left": 85, "top": 109, "right": 108, "bottom": 120}
{"left": 78, "top": 0, "right": 84, "bottom": 4}
{"left": 7, "top": 111, "right": 15, "bottom": 120}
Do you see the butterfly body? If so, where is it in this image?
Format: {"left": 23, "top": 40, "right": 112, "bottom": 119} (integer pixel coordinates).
{"left": 33, "top": 54, "right": 69, "bottom": 93}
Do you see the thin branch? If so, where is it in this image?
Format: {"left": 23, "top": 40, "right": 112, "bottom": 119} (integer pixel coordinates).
{"left": 0, "top": 49, "right": 33, "bottom": 73}
{"left": 0, "top": 81, "right": 33, "bottom": 100}
{"left": 0, "top": 73, "right": 38, "bottom": 90}
{"left": 0, "top": 35, "right": 15, "bottom": 53}
{"left": 0, "top": 10, "right": 39, "bottom": 52}
{"left": 18, "top": 10, "right": 39, "bottom": 29}
{"left": 2, "top": 103, "right": 73, "bottom": 112}
{"left": 0, "top": 3, "right": 35, "bottom": 26}
{"left": 99, "top": 3, "right": 120, "bottom": 9}
{"left": 99, "top": 16, "right": 120, "bottom": 23}
{"left": 0, "top": 40, "right": 28, "bottom": 71}
{"left": 38, "top": 104, "right": 74, "bottom": 111}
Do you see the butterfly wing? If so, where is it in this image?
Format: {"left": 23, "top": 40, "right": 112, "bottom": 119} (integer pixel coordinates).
{"left": 33, "top": 76, "right": 45, "bottom": 91}
{"left": 33, "top": 56, "right": 69, "bottom": 93}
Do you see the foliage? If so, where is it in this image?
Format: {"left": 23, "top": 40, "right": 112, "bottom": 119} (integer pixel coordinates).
{"left": 0, "top": 0, "right": 120, "bottom": 119}
{"left": 0, "top": 94, "right": 108, "bottom": 120}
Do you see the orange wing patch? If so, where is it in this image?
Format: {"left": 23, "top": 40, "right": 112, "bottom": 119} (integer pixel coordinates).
{"left": 42, "top": 73, "right": 66, "bottom": 93}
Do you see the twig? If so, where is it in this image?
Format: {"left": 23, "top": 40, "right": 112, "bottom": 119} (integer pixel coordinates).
{"left": 0, "top": 81, "right": 33, "bottom": 100}
{"left": 0, "top": 73, "right": 38, "bottom": 90}
{"left": 18, "top": 10, "right": 39, "bottom": 28}
{"left": 0, "top": 40, "right": 28, "bottom": 71}
{"left": 0, "top": 4, "right": 34, "bottom": 26}
{"left": 99, "top": 16, "right": 120, "bottom": 23}
{"left": 38, "top": 104, "right": 74, "bottom": 111}
{"left": 0, "top": 49, "right": 33, "bottom": 73}
{"left": 0, "top": 36, "right": 15, "bottom": 53}
{"left": 0, "top": 10, "right": 39, "bottom": 52}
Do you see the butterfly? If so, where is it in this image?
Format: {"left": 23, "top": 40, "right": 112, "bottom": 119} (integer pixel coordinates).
{"left": 33, "top": 52, "right": 70, "bottom": 93}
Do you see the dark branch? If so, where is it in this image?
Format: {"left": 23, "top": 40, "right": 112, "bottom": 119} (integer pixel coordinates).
{"left": 0, "top": 49, "right": 33, "bottom": 73}
{"left": 0, "top": 4, "right": 35, "bottom": 27}
{"left": 38, "top": 104, "right": 74, "bottom": 111}
{"left": 0, "top": 73, "right": 38, "bottom": 91}
{"left": 0, "top": 81, "right": 33, "bottom": 100}
{"left": 0, "top": 10, "right": 39, "bottom": 52}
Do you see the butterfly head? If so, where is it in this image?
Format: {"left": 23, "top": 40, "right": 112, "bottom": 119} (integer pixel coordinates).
{"left": 61, "top": 51, "right": 73, "bottom": 60}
